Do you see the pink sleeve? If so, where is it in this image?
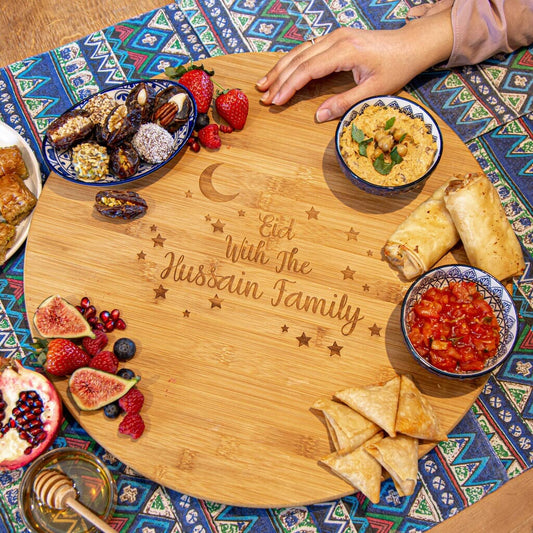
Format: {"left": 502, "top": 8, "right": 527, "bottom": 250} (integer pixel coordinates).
{"left": 407, "top": 0, "right": 533, "bottom": 68}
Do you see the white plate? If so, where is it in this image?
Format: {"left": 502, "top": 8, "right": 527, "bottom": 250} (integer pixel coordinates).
{"left": 0, "top": 122, "right": 42, "bottom": 263}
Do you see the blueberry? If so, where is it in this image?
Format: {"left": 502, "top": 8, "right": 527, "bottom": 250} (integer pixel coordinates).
{"left": 113, "top": 338, "right": 136, "bottom": 361}
{"left": 103, "top": 402, "right": 121, "bottom": 419}
{"left": 117, "top": 368, "right": 135, "bottom": 380}
{"left": 194, "top": 113, "right": 210, "bottom": 131}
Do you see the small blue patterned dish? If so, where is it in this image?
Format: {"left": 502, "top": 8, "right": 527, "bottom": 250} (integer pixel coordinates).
{"left": 401, "top": 264, "right": 518, "bottom": 379}
{"left": 42, "top": 79, "right": 197, "bottom": 186}
{"left": 335, "top": 95, "right": 442, "bottom": 196}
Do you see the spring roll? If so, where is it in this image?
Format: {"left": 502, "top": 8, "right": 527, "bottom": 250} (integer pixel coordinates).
{"left": 383, "top": 181, "right": 459, "bottom": 279}
{"left": 444, "top": 172, "right": 525, "bottom": 281}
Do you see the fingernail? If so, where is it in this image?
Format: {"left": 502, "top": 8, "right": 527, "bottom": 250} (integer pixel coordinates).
{"left": 256, "top": 76, "right": 267, "bottom": 87}
{"left": 316, "top": 108, "right": 332, "bottom": 123}
{"left": 260, "top": 90, "right": 270, "bottom": 103}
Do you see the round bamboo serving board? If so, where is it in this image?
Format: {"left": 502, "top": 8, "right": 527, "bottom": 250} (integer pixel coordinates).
{"left": 24, "top": 52, "right": 487, "bottom": 508}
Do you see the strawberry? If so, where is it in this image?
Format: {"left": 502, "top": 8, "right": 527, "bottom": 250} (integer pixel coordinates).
{"left": 89, "top": 350, "right": 119, "bottom": 374}
{"left": 82, "top": 329, "right": 108, "bottom": 356}
{"left": 118, "top": 387, "right": 144, "bottom": 414}
{"left": 198, "top": 124, "right": 221, "bottom": 149}
{"left": 119, "top": 412, "right": 145, "bottom": 439}
{"left": 166, "top": 64, "right": 214, "bottom": 114}
{"left": 44, "top": 339, "right": 91, "bottom": 377}
{"left": 215, "top": 88, "right": 248, "bottom": 130}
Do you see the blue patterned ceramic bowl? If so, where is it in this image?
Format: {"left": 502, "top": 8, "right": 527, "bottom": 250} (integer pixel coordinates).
{"left": 335, "top": 96, "right": 442, "bottom": 196}
{"left": 42, "top": 79, "right": 197, "bottom": 186}
{"left": 401, "top": 264, "right": 518, "bottom": 379}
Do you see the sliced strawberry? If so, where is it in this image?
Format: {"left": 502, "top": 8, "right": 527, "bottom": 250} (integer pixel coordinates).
{"left": 198, "top": 124, "right": 221, "bottom": 149}
{"left": 215, "top": 88, "right": 249, "bottom": 130}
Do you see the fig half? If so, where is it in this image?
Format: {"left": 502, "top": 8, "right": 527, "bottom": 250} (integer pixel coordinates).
{"left": 33, "top": 295, "right": 94, "bottom": 339}
{"left": 69, "top": 367, "right": 139, "bottom": 411}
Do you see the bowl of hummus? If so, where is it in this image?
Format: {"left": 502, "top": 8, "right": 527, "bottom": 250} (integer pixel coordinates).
{"left": 335, "top": 96, "right": 442, "bottom": 196}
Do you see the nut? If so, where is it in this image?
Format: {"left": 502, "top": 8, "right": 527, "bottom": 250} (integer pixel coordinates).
{"left": 154, "top": 102, "right": 177, "bottom": 127}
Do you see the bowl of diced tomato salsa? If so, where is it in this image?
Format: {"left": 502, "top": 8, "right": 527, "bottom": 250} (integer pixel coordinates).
{"left": 401, "top": 264, "right": 518, "bottom": 378}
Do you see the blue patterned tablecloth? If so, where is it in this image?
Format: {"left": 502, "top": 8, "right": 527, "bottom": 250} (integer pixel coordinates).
{"left": 1, "top": 1, "right": 532, "bottom": 532}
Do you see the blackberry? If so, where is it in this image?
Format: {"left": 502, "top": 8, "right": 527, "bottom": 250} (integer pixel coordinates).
{"left": 113, "top": 338, "right": 136, "bottom": 361}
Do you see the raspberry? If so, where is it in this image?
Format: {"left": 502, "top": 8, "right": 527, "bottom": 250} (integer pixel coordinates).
{"left": 89, "top": 350, "right": 119, "bottom": 374}
{"left": 82, "top": 330, "right": 108, "bottom": 356}
{"left": 118, "top": 388, "right": 144, "bottom": 414}
{"left": 198, "top": 124, "right": 221, "bottom": 149}
{"left": 119, "top": 412, "right": 145, "bottom": 439}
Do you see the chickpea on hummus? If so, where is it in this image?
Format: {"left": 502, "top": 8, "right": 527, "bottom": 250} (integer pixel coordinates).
{"left": 339, "top": 105, "right": 437, "bottom": 186}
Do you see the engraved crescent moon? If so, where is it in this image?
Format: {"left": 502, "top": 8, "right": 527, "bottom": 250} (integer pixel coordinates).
{"left": 199, "top": 163, "right": 240, "bottom": 202}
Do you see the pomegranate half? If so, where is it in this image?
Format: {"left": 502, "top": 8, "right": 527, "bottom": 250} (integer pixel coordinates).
{"left": 0, "top": 357, "right": 62, "bottom": 470}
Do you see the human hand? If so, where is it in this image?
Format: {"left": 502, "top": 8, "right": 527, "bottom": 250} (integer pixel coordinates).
{"left": 257, "top": 12, "right": 452, "bottom": 122}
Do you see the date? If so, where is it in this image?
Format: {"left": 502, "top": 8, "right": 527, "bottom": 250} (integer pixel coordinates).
{"left": 94, "top": 190, "right": 147, "bottom": 219}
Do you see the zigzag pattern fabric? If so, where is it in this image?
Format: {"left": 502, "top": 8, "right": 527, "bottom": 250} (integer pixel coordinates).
{"left": 0, "top": 1, "right": 532, "bottom": 531}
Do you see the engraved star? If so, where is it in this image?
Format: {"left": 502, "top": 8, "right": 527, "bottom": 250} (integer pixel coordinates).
{"left": 306, "top": 206, "right": 319, "bottom": 220}
{"left": 297, "top": 332, "right": 311, "bottom": 347}
{"left": 150, "top": 224, "right": 158, "bottom": 232}
{"left": 369, "top": 324, "right": 382, "bottom": 336}
{"left": 367, "top": 250, "right": 373, "bottom": 256}
{"left": 137, "top": 251, "right": 146, "bottom": 260}
{"left": 205, "top": 214, "right": 212, "bottom": 221}
{"left": 185, "top": 190, "right": 193, "bottom": 198}
{"left": 152, "top": 234, "right": 166, "bottom": 247}
{"left": 212, "top": 219, "right": 225, "bottom": 233}
{"left": 183, "top": 310, "right": 190, "bottom": 317}
{"left": 281, "top": 324, "right": 289, "bottom": 333}
{"left": 238, "top": 210, "right": 246, "bottom": 216}
{"left": 328, "top": 341, "right": 343, "bottom": 357}
{"left": 341, "top": 266, "right": 356, "bottom": 280}
{"left": 154, "top": 285, "right": 168, "bottom": 299}
{"left": 209, "top": 294, "right": 223, "bottom": 308}
{"left": 346, "top": 227, "right": 359, "bottom": 241}
{"left": 362, "top": 284, "right": 370, "bottom": 291}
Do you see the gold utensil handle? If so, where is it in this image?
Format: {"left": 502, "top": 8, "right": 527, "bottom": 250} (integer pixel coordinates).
{"left": 66, "top": 496, "right": 116, "bottom": 533}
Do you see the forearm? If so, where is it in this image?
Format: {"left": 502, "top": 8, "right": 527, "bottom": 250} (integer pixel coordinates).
{"left": 408, "top": 0, "right": 533, "bottom": 68}
{"left": 400, "top": 7, "right": 453, "bottom": 74}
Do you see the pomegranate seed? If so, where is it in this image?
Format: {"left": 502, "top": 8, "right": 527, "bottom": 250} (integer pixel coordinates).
{"left": 85, "top": 306, "right": 97, "bottom": 319}
{"left": 88, "top": 316, "right": 98, "bottom": 326}
{"left": 111, "top": 309, "right": 121, "bottom": 321}
{"left": 115, "top": 318, "right": 127, "bottom": 330}
{"left": 80, "top": 297, "right": 91, "bottom": 309}
{"left": 94, "top": 323, "right": 106, "bottom": 332}
{"left": 100, "top": 310, "right": 111, "bottom": 322}
{"left": 104, "top": 320, "right": 115, "bottom": 332}
{"left": 191, "top": 141, "right": 200, "bottom": 153}
{"left": 76, "top": 305, "right": 84, "bottom": 314}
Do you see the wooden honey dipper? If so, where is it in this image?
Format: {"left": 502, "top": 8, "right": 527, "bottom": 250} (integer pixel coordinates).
{"left": 33, "top": 469, "right": 116, "bottom": 533}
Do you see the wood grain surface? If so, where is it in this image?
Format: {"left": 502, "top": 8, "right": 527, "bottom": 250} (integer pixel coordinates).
{"left": 23, "top": 52, "right": 490, "bottom": 508}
